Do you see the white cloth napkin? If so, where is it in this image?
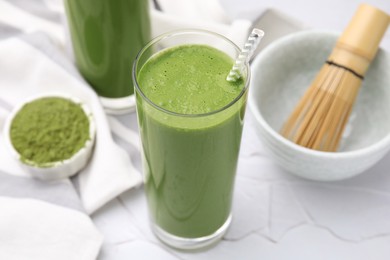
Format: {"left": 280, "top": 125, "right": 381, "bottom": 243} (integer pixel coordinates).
{"left": 0, "top": 35, "right": 141, "bottom": 259}
{"left": 0, "top": 197, "right": 102, "bottom": 260}
{"left": 0, "top": 37, "right": 142, "bottom": 214}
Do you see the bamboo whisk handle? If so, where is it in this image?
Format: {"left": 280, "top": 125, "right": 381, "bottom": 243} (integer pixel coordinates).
{"left": 332, "top": 4, "right": 390, "bottom": 76}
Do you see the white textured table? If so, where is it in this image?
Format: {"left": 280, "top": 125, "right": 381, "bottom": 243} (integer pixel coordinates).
{"left": 94, "top": 0, "right": 390, "bottom": 259}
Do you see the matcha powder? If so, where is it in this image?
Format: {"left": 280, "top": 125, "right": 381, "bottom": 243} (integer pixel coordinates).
{"left": 10, "top": 97, "right": 90, "bottom": 166}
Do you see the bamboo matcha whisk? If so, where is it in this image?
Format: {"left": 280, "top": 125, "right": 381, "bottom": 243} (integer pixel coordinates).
{"left": 281, "top": 4, "right": 390, "bottom": 152}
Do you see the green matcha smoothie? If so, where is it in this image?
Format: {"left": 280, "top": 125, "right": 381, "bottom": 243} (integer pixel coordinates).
{"left": 134, "top": 32, "right": 249, "bottom": 247}
{"left": 65, "top": 0, "right": 150, "bottom": 98}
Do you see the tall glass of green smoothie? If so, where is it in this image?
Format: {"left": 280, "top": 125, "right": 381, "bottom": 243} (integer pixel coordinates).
{"left": 64, "top": 0, "right": 150, "bottom": 113}
{"left": 133, "top": 30, "right": 250, "bottom": 249}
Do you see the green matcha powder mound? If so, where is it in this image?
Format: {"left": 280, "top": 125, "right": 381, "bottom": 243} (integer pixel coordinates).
{"left": 10, "top": 97, "right": 90, "bottom": 167}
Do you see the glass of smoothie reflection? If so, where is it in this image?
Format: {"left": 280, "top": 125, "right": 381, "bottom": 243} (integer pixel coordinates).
{"left": 133, "top": 30, "right": 250, "bottom": 250}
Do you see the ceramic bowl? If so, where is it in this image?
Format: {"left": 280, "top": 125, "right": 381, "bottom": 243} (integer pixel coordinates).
{"left": 3, "top": 93, "right": 96, "bottom": 181}
{"left": 249, "top": 30, "right": 390, "bottom": 181}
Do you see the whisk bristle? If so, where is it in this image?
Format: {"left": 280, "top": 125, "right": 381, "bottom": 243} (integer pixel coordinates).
{"left": 281, "top": 63, "right": 362, "bottom": 152}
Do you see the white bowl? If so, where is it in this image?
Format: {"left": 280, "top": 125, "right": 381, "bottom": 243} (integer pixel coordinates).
{"left": 249, "top": 30, "right": 390, "bottom": 181}
{"left": 3, "top": 93, "right": 96, "bottom": 181}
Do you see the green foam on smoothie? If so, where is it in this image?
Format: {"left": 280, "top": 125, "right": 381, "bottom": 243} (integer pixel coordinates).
{"left": 138, "top": 44, "right": 244, "bottom": 114}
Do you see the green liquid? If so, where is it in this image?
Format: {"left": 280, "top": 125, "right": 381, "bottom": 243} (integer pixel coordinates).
{"left": 65, "top": 0, "right": 150, "bottom": 98}
{"left": 137, "top": 44, "right": 247, "bottom": 238}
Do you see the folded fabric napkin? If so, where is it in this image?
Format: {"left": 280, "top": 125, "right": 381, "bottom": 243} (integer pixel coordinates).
{"left": 0, "top": 34, "right": 142, "bottom": 259}
{"left": 0, "top": 197, "right": 102, "bottom": 260}
{"left": 0, "top": 34, "right": 142, "bottom": 214}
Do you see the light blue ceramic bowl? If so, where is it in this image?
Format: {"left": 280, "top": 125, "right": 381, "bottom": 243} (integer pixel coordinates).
{"left": 249, "top": 30, "right": 390, "bottom": 181}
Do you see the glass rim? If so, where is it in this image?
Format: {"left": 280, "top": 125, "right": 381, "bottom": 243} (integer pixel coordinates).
{"left": 132, "top": 29, "right": 251, "bottom": 118}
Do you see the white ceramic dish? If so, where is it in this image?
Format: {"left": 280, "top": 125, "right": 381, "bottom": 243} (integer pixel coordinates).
{"left": 249, "top": 30, "right": 390, "bottom": 181}
{"left": 3, "top": 93, "right": 96, "bottom": 181}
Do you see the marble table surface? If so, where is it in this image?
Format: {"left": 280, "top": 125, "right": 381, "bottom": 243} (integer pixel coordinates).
{"left": 93, "top": 0, "right": 390, "bottom": 259}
